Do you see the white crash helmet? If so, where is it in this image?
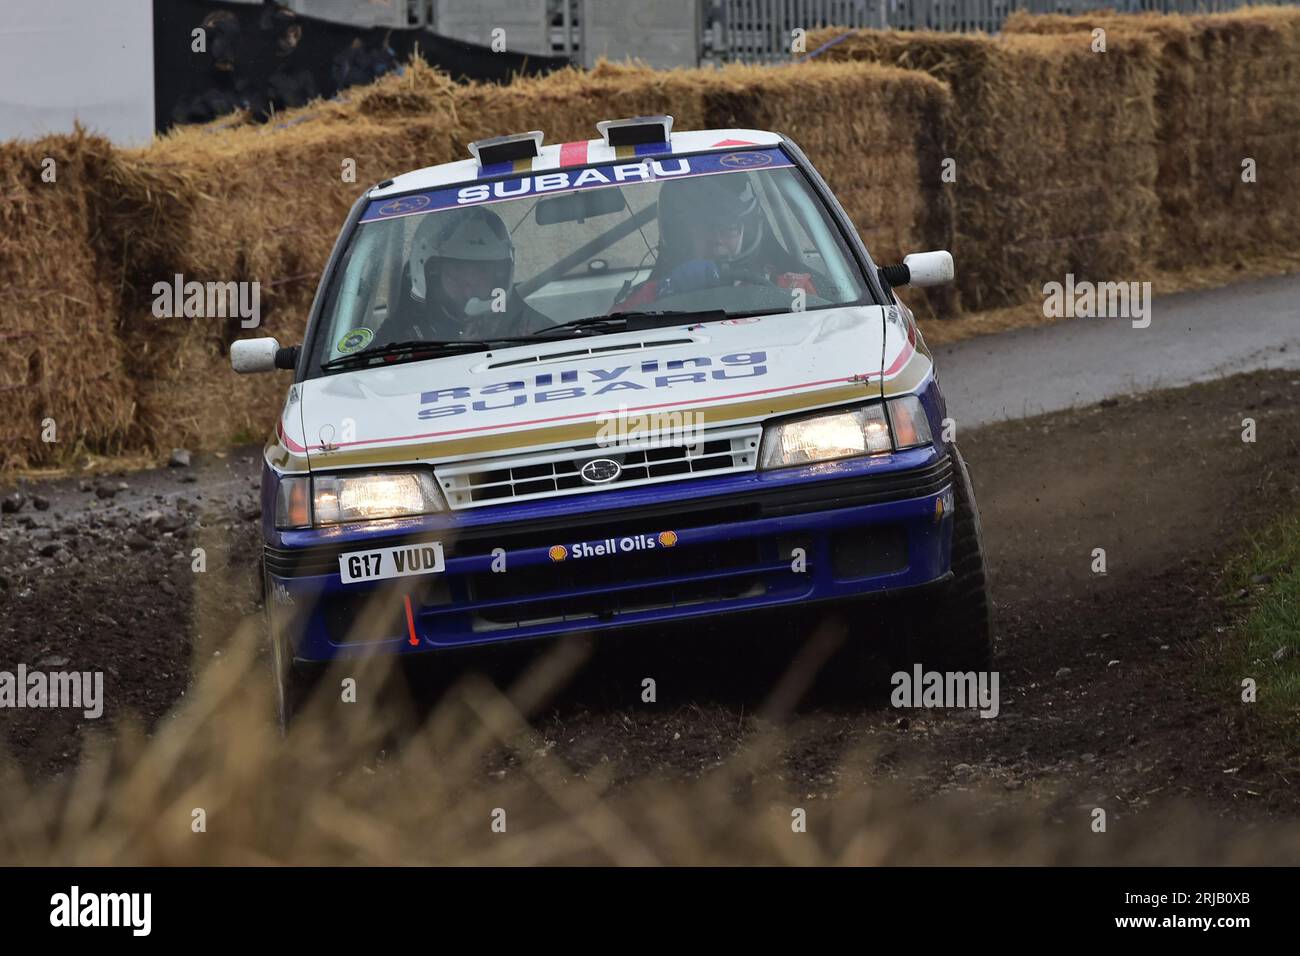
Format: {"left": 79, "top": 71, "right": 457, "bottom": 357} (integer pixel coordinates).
{"left": 656, "top": 173, "right": 764, "bottom": 266}
{"left": 409, "top": 206, "right": 515, "bottom": 310}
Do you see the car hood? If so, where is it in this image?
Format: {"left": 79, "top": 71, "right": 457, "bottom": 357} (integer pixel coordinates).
{"left": 281, "top": 305, "right": 926, "bottom": 471}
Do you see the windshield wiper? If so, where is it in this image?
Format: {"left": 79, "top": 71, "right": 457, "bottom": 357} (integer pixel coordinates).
{"left": 531, "top": 310, "right": 727, "bottom": 337}
{"left": 320, "top": 338, "right": 531, "bottom": 371}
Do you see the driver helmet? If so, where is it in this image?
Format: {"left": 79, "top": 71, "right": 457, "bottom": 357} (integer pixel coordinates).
{"left": 409, "top": 206, "right": 515, "bottom": 319}
{"left": 656, "top": 173, "right": 764, "bottom": 267}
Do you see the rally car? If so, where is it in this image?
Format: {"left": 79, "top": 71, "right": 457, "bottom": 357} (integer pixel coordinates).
{"left": 231, "top": 116, "right": 992, "bottom": 723}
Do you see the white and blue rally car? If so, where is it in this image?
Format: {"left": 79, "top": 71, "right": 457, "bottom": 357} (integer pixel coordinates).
{"left": 231, "top": 116, "right": 992, "bottom": 722}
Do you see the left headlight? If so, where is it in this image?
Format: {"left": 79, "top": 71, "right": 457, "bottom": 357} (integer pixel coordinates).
{"left": 759, "top": 404, "right": 892, "bottom": 469}
{"left": 311, "top": 471, "right": 444, "bottom": 526}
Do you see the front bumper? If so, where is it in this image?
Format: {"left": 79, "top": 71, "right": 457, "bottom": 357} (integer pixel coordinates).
{"left": 264, "top": 446, "right": 956, "bottom": 661}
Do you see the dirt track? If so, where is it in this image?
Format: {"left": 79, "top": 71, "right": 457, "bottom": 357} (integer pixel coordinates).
{"left": 2, "top": 368, "right": 1298, "bottom": 824}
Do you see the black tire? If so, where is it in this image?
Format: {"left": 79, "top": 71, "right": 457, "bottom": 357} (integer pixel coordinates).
{"left": 898, "top": 445, "right": 994, "bottom": 671}
{"left": 263, "top": 561, "right": 323, "bottom": 730}
{"left": 271, "top": 629, "right": 324, "bottom": 730}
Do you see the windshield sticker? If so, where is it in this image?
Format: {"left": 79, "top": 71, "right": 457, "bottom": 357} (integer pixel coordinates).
{"left": 336, "top": 327, "right": 374, "bottom": 354}
{"left": 361, "top": 149, "right": 795, "bottom": 224}
{"left": 718, "top": 152, "right": 775, "bottom": 170}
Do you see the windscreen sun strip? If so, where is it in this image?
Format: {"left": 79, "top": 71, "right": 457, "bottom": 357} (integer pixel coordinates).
{"left": 359, "top": 148, "right": 795, "bottom": 225}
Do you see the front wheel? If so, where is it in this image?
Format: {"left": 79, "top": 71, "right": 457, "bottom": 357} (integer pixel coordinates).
{"left": 270, "top": 624, "right": 323, "bottom": 730}
{"left": 897, "top": 445, "right": 994, "bottom": 672}
{"left": 263, "top": 562, "right": 323, "bottom": 730}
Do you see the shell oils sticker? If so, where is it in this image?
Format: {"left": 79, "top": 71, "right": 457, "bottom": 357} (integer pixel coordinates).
{"left": 549, "top": 531, "right": 678, "bottom": 562}
{"left": 337, "top": 327, "right": 374, "bottom": 354}
{"left": 934, "top": 490, "right": 954, "bottom": 524}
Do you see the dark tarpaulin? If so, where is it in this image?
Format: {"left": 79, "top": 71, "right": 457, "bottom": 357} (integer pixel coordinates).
{"left": 153, "top": 0, "right": 569, "bottom": 132}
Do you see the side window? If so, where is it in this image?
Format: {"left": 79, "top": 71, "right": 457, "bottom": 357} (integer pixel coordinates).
{"left": 753, "top": 172, "right": 807, "bottom": 266}
{"left": 773, "top": 168, "right": 863, "bottom": 303}
{"left": 759, "top": 170, "right": 816, "bottom": 274}
{"left": 319, "top": 218, "right": 408, "bottom": 360}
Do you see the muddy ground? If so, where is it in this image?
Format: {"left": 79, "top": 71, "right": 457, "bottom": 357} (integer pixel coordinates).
{"left": 2, "top": 368, "right": 1298, "bottom": 827}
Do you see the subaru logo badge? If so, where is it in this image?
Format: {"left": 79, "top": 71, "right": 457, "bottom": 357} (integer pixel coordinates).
{"left": 579, "top": 458, "right": 622, "bottom": 485}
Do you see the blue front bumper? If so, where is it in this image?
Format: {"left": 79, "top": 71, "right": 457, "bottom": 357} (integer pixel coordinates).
{"left": 264, "top": 445, "right": 955, "bottom": 662}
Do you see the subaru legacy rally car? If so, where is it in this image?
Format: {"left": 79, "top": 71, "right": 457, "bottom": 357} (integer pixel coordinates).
{"left": 231, "top": 116, "right": 992, "bottom": 722}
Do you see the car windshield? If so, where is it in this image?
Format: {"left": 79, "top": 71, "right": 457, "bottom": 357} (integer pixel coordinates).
{"left": 310, "top": 147, "right": 871, "bottom": 371}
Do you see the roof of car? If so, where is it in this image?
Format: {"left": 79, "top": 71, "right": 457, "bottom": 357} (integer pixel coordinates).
{"left": 368, "top": 128, "right": 786, "bottom": 199}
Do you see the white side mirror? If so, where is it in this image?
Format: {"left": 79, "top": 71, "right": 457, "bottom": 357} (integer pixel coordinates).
{"left": 901, "top": 250, "right": 954, "bottom": 288}
{"left": 231, "top": 337, "right": 282, "bottom": 374}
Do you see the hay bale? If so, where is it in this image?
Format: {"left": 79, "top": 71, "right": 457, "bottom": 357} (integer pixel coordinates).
{"left": 0, "top": 56, "right": 948, "bottom": 469}
{"left": 107, "top": 62, "right": 465, "bottom": 451}
{"left": 703, "top": 60, "right": 955, "bottom": 304}
{"left": 1004, "top": 7, "right": 1300, "bottom": 270}
{"left": 471, "top": 59, "right": 954, "bottom": 275}
{"left": 108, "top": 58, "right": 951, "bottom": 455}
{"left": 806, "top": 27, "right": 1161, "bottom": 311}
{"left": 0, "top": 132, "right": 136, "bottom": 470}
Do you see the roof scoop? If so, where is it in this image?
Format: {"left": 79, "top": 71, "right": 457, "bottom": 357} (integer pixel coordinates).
{"left": 468, "top": 130, "right": 543, "bottom": 168}
{"left": 596, "top": 115, "right": 673, "bottom": 147}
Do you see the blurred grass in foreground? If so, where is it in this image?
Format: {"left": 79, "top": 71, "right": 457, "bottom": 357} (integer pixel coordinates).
{"left": 2, "top": 615, "right": 1299, "bottom": 866}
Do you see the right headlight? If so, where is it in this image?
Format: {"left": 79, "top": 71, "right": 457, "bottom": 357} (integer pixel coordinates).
{"left": 758, "top": 396, "right": 934, "bottom": 470}
{"left": 273, "top": 471, "right": 445, "bottom": 528}
{"left": 759, "top": 404, "right": 892, "bottom": 469}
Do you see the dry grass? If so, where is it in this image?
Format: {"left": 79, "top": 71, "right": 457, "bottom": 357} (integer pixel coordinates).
{"left": 4, "top": 616, "right": 1298, "bottom": 866}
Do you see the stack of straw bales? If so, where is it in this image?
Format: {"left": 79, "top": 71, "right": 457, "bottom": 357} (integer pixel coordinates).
{"left": 3, "top": 9, "right": 1298, "bottom": 471}
{"left": 806, "top": 27, "right": 1162, "bottom": 310}
{"left": 1003, "top": 7, "right": 1300, "bottom": 271}
{"left": 1, "top": 59, "right": 949, "bottom": 468}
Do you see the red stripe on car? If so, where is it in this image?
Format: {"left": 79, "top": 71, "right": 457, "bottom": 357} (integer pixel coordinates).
{"left": 558, "top": 140, "right": 589, "bottom": 167}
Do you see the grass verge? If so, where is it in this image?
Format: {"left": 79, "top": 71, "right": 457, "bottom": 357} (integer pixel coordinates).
{"left": 1224, "top": 510, "right": 1300, "bottom": 722}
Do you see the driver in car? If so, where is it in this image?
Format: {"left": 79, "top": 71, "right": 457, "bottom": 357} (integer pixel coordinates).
{"left": 380, "top": 205, "right": 550, "bottom": 344}
{"left": 613, "top": 174, "right": 820, "bottom": 311}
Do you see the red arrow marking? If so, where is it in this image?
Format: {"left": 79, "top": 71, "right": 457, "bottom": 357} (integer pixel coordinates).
{"left": 404, "top": 595, "right": 418, "bottom": 646}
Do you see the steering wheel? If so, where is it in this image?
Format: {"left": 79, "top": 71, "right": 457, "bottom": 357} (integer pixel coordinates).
{"left": 718, "top": 264, "right": 775, "bottom": 287}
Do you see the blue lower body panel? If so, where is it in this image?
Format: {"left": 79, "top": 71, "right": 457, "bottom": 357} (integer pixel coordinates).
{"left": 263, "top": 447, "right": 956, "bottom": 662}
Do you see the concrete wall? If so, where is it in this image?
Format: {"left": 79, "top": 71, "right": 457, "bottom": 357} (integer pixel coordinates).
{"left": 581, "top": 0, "right": 699, "bottom": 68}
{"left": 282, "top": 0, "right": 419, "bottom": 29}
{"left": 434, "top": 0, "right": 551, "bottom": 56}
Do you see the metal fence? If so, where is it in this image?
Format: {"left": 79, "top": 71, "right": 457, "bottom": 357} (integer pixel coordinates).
{"left": 705, "top": 0, "right": 1293, "bottom": 61}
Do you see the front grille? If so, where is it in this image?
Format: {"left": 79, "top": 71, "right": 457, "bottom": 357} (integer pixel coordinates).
{"left": 434, "top": 424, "right": 761, "bottom": 509}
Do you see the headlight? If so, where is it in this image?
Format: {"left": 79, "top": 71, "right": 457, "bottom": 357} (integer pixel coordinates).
{"left": 314, "top": 471, "right": 444, "bottom": 525}
{"left": 759, "top": 404, "right": 892, "bottom": 469}
{"left": 274, "top": 471, "right": 444, "bottom": 528}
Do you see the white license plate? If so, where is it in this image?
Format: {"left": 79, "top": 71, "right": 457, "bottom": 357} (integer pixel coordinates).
{"left": 338, "top": 541, "right": 445, "bottom": 584}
